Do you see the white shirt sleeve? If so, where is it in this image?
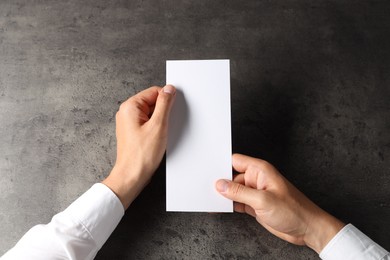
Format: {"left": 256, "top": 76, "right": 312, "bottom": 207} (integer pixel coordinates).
{"left": 1, "top": 183, "right": 124, "bottom": 260}
{"left": 320, "top": 224, "right": 389, "bottom": 260}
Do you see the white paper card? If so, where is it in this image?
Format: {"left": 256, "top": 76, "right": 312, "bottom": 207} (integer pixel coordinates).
{"left": 166, "top": 59, "right": 233, "bottom": 212}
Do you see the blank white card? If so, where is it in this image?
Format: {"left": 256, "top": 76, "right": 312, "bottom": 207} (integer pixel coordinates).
{"left": 166, "top": 59, "right": 233, "bottom": 212}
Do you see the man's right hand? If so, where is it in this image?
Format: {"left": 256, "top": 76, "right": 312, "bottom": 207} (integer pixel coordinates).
{"left": 215, "top": 153, "right": 345, "bottom": 253}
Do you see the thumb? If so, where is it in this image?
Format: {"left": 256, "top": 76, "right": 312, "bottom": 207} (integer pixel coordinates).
{"left": 216, "top": 179, "right": 265, "bottom": 209}
{"left": 151, "top": 85, "right": 176, "bottom": 126}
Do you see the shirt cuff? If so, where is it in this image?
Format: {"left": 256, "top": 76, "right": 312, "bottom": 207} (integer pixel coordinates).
{"left": 320, "top": 224, "right": 389, "bottom": 260}
{"left": 60, "top": 183, "right": 125, "bottom": 249}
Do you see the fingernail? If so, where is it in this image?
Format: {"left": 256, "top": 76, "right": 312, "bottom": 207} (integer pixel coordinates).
{"left": 163, "top": 84, "right": 175, "bottom": 94}
{"left": 216, "top": 179, "right": 229, "bottom": 193}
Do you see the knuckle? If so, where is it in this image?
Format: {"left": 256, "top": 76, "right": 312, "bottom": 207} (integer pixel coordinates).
{"left": 256, "top": 159, "right": 268, "bottom": 168}
{"left": 119, "top": 99, "right": 137, "bottom": 112}
{"left": 254, "top": 159, "right": 273, "bottom": 172}
{"left": 230, "top": 183, "right": 244, "bottom": 197}
{"left": 118, "top": 101, "right": 128, "bottom": 112}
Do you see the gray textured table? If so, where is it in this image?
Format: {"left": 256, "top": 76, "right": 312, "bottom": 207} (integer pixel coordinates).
{"left": 0, "top": 1, "right": 389, "bottom": 259}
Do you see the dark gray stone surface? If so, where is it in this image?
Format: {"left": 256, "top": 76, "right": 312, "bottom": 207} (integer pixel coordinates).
{"left": 0, "top": 0, "right": 389, "bottom": 259}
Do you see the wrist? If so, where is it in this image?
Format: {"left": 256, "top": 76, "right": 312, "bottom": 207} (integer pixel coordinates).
{"left": 304, "top": 209, "right": 345, "bottom": 254}
{"left": 102, "top": 165, "right": 147, "bottom": 210}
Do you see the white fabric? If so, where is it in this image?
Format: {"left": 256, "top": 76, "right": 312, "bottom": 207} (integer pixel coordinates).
{"left": 2, "top": 184, "right": 388, "bottom": 260}
{"left": 1, "top": 183, "right": 124, "bottom": 260}
{"left": 320, "top": 224, "right": 389, "bottom": 260}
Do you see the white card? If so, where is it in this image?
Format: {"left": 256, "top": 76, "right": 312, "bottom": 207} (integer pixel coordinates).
{"left": 166, "top": 59, "right": 233, "bottom": 212}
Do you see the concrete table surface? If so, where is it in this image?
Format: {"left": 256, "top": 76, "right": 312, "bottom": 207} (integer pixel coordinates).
{"left": 0, "top": 1, "right": 389, "bottom": 259}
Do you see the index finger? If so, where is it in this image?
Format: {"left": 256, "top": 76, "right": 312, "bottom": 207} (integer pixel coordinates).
{"left": 132, "top": 86, "right": 161, "bottom": 107}
{"left": 232, "top": 153, "right": 267, "bottom": 173}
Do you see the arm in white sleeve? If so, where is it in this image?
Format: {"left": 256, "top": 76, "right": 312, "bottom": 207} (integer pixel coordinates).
{"left": 1, "top": 183, "right": 124, "bottom": 260}
{"left": 320, "top": 224, "right": 389, "bottom": 260}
